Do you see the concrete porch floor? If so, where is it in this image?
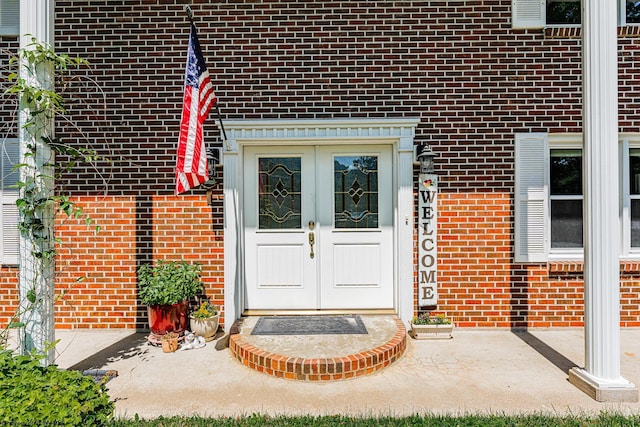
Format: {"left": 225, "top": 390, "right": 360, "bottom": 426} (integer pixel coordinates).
{"left": 48, "top": 324, "right": 640, "bottom": 419}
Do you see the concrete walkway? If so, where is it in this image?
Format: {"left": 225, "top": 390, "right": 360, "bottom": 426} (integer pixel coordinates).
{"left": 52, "top": 328, "right": 640, "bottom": 419}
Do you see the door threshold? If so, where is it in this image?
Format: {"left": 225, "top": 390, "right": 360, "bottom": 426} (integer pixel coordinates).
{"left": 242, "top": 309, "right": 397, "bottom": 317}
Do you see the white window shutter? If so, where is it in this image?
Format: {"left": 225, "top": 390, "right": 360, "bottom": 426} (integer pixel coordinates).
{"left": 512, "top": 0, "right": 546, "bottom": 29}
{"left": 1, "top": 202, "right": 19, "bottom": 265}
{"left": 0, "top": 0, "right": 19, "bottom": 35}
{"left": 1, "top": 139, "right": 20, "bottom": 265}
{"left": 515, "top": 133, "right": 549, "bottom": 263}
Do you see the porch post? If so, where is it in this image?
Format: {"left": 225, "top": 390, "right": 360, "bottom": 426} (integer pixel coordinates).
{"left": 223, "top": 141, "right": 240, "bottom": 333}
{"left": 17, "top": 0, "right": 56, "bottom": 365}
{"left": 397, "top": 137, "right": 415, "bottom": 327}
{"left": 568, "top": 0, "right": 638, "bottom": 402}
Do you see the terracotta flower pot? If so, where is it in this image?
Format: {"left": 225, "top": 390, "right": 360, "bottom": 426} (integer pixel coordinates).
{"left": 147, "top": 301, "right": 189, "bottom": 336}
{"left": 161, "top": 335, "right": 179, "bottom": 353}
{"left": 189, "top": 313, "right": 220, "bottom": 341}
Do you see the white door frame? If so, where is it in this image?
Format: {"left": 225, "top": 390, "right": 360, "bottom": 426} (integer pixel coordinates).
{"left": 222, "top": 118, "right": 420, "bottom": 332}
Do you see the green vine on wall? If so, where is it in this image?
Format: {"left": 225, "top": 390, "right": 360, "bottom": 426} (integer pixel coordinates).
{"left": 1, "top": 37, "right": 106, "bottom": 349}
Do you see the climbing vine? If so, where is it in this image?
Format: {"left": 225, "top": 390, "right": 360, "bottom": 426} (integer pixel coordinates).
{"left": 0, "top": 37, "right": 107, "bottom": 351}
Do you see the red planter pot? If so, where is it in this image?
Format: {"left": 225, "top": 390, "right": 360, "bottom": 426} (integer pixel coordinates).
{"left": 147, "top": 301, "right": 189, "bottom": 336}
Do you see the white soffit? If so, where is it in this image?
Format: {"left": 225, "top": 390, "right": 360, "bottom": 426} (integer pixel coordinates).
{"left": 223, "top": 118, "right": 421, "bottom": 145}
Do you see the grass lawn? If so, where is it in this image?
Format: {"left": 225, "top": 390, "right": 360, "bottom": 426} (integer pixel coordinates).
{"left": 109, "top": 413, "right": 640, "bottom": 426}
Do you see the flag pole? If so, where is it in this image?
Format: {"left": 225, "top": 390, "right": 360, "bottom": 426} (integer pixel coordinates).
{"left": 216, "top": 104, "right": 231, "bottom": 151}
{"left": 185, "top": 5, "right": 194, "bottom": 25}
{"left": 185, "top": 4, "right": 230, "bottom": 152}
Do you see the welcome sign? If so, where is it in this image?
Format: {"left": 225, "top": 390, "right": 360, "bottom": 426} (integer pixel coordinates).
{"left": 418, "top": 174, "right": 438, "bottom": 307}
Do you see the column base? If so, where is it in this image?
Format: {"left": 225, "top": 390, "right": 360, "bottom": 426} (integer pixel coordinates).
{"left": 569, "top": 367, "right": 638, "bottom": 402}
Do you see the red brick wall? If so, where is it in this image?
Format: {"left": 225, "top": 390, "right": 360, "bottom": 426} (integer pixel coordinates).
{"left": 1, "top": 1, "right": 640, "bottom": 329}
{"left": 53, "top": 195, "right": 224, "bottom": 329}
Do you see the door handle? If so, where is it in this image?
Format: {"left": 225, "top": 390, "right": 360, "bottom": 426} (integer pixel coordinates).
{"left": 309, "top": 231, "right": 315, "bottom": 259}
{"left": 308, "top": 221, "right": 315, "bottom": 259}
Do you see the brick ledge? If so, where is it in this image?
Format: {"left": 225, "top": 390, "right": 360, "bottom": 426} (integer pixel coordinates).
{"left": 548, "top": 261, "right": 640, "bottom": 275}
{"left": 229, "top": 317, "right": 407, "bottom": 381}
{"left": 544, "top": 26, "right": 640, "bottom": 39}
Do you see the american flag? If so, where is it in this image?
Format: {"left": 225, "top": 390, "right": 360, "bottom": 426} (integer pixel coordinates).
{"left": 175, "top": 23, "right": 216, "bottom": 195}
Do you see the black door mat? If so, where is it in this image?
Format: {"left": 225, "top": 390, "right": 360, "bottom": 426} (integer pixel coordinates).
{"left": 251, "top": 315, "right": 368, "bottom": 336}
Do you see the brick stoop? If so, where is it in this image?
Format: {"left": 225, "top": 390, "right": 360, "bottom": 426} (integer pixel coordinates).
{"left": 229, "top": 317, "right": 407, "bottom": 381}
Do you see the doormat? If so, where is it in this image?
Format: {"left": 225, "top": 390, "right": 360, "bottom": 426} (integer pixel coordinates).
{"left": 251, "top": 315, "right": 368, "bottom": 336}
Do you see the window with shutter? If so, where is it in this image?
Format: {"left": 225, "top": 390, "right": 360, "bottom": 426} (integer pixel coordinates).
{"left": 0, "top": 0, "right": 19, "bottom": 36}
{"left": 1, "top": 138, "right": 20, "bottom": 265}
{"left": 516, "top": 133, "right": 593, "bottom": 262}
{"left": 514, "top": 133, "right": 549, "bottom": 262}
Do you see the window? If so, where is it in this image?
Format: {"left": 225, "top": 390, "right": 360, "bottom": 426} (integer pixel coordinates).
{"left": 550, "top": 149, "right": 583, "bottom": 249}
{"left": 629, "top": 148, "right": 640, "bottom": 247}
{"left": 0, "top": 0, "right": 19, "bottom": 36}
{"left": 621, "top": 135, "right": 640, "bottom": 257}
{"left": 547, "top": 0, "right": 581, "bottom": 25}
{"left": 1, "top": 138, "right": 19, "bottom": 265}
{"left": 512, "top": 0, "right": 640, "bottom": 28}
{"left": 628, "top": 1, "right": 640, "bottom": 24}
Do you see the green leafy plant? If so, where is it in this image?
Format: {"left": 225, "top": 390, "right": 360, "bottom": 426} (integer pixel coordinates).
{"left": 6, "top": 37, "right": 101, "bottom": 260}
{"left": 137, "top": 260, "right": 204, "bottom": 306}
{"left": 411, "top": 312, "right": 452, "bottom": 325}
{"left": 191, "top": 299, "right": 218, "bottom": 320}
{"left": 160, "top": 332, "right": 179, "bottom": 341}
{"left": 0, "top": 350, "right": 114, "bottom": 425}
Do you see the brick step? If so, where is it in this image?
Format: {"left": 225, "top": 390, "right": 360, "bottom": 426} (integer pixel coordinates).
{"left": 229, "top": 317, "right": 406, "bottom": 381}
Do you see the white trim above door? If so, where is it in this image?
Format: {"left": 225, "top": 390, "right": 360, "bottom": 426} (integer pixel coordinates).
{"left": 222, "top": 118, "right": 420, "bottom": 331}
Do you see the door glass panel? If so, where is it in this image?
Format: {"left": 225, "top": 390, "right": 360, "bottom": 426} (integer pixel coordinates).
{"left": 258, "top": 157, "right": 301, "bottom": 229}
{"left": 334, "top": 155, "right": 379, "bottom": 229}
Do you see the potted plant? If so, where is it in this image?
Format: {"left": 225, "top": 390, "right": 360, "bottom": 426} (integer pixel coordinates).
{"left": 161, "top": 332, "right": 179, "bottom": 353}
{"left": 137, "top": 260, "right": 204, "bottom": 338}
{"left": 409, "top": 312, "right": 454, "bottom": 339}
{"left": 189, "top": 298, "right": 220, "bottom": 341}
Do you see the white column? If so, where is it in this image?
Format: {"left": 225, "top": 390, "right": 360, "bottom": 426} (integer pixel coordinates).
{"left": 397, "top": 138, "right": 415, "bottom": 327}
{"left": 17, "top": 0, "right": 56, "bottom": 365}
{"left": 568, "top": 0, "right": 638, "bottom": 402}
{"left": 223, "top": 142, "right": 241, "bottom": 332}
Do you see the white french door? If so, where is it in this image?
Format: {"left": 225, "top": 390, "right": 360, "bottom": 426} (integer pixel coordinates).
{"left": 243, "top": 144, "right": 394, "bottom": 310}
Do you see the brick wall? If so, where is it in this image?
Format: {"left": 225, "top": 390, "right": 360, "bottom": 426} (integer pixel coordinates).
{"left": 1, "top": 1, "right": 639, "bottom": 329}
{"left": 53, "top": 195, "right": 224, "bottom": 329}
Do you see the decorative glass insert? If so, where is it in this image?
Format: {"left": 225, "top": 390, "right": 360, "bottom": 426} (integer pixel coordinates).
{"left": 258, "top": 157, "right": 301, "bottom": 229}
{"left": 334, "top": 156, "right": 379, "bottom": 229}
